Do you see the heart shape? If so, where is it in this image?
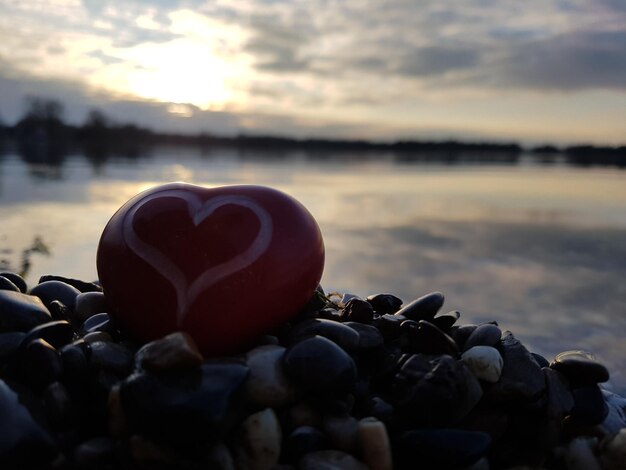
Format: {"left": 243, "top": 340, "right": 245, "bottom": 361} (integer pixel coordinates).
{"left": 97, "top": 183, "right": 325, "bottom": 355}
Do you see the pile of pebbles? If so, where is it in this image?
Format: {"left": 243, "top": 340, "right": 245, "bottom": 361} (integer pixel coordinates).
{"left": 1, "top": 271, "right": 626, "bottom": 470}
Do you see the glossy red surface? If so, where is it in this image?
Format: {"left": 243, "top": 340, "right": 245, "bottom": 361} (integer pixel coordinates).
{"left": 97, "top": 183, "right": 325, "bottom": 355}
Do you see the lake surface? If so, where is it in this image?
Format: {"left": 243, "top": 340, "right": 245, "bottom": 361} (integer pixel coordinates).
{"left": 1, "top": 146, "right": 626, "bottom": 393}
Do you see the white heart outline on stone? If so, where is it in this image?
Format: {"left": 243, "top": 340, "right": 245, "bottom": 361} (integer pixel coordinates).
{"left": 122, "top": 189, "right": 273, "bottom": 327}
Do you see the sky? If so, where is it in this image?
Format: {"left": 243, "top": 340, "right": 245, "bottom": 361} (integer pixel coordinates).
{"left": 0, "top": 0, "right": 625, "bottom": 145}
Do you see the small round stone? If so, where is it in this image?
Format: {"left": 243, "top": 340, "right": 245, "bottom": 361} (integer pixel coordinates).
{"left": 430, "top": 310, "right": 460, "bottom": 332}
{"left": 570, "top": 385, "right": 609, "bottom": 425}
{"left": 283, "top": 335, "right": 357, "bottom": 399}
{"left": 343, "top": 322, "right": 384, "bottom": 351}
{"left": 135, "top": 331, "right": 203, "bottom": 373}
{"left": 234, "top": 408, "right": 282, "bottom": 470}
{"left": 0, "top": 290, "right": 52, "bottom": 332}
{"left": 463, "top": 323, "right": 502, "bottom": 351}
{"left": 20, "top": 338, "right": 62, "bottom": 389}
{"left": 89, "top": 341, "right": 133, "bottom": 376}
{"left": 357, "top": 417, "right": 392, "bottom": 470}
{"left": 245, "top": 345, "right": 296, "bottom": 408}
{"left": 82, "top": 331, "right": 113, "bottom": 344}
{"left": 393, "top": 292, "right": 444, "bottom": 322}
{"left": 340, "top": 298, "right": 374, "bottom": 324}
{"left": 461, "top": 346, "right": 504, "bottom": 383}
{"left": 0, "top": 272, "right": 27, "bottom": 293}
{"left": 288, "top": 319, "right": 360, "bottom": 353}
{"left": 286, "top": 426, "right": 330, "bottom": 463}
{"left": 550, "top": 350, "right": 610, "bottom": 385}
{"left": 366, "top": 293, "right": 403, "bottom": 315}
{"left": 29, "top": 280, "right": 81, "bottom": 311}
{"left": 0, "top": 276, "right": 20, "bottom": 292}
{"left": 73, "top": 291, "right": 109, "bottom": 324}
{"left": 79, "top": 312, "right": 116, "bottom": 337}
{"left": 22, "top": 320, "right": 75, "bottom": 350}
{"left": 323, "top": 414, "right": 359, "bottom": 453}
{"left": 299, "top": 450, "right": 367, "bottom": 470}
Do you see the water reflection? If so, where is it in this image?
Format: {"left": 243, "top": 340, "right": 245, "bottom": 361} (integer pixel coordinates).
{"left": 0, "top": 148, "right": 625, "bottom": 392}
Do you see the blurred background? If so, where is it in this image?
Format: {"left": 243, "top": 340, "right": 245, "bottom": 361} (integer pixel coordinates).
{"left": 0, "top": 1, "right": 625, "bottom": 391}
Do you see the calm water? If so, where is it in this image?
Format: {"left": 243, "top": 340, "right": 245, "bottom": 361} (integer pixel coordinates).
{"left": 1, "top": 146, "right": 626, "bottom": 392}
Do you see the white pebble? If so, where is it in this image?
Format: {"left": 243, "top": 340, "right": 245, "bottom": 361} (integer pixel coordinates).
{"left": 234, "top": 408, "right": 282, "bottom": 470}
{"left": 245, "top": 345, "right": 296, "bottom": 408}
{"left": 357, "top": 417, "right": 392, "bottom": 470}
{"left": 461, "top": 346, "right": 504, "bottom": 383}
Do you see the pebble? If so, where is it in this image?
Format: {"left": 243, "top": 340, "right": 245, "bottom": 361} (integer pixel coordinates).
{"left": 22, "top": 320, "right": 75, "bottom": 350}
{"left": 0, "top": 272, "right": 27, "bottom": 293}
{"left": 430, "top": 310, "right": 460, "bottom": 332}
{"left": 323, "top": 414, "right": 359, "bottom": 453}
{"left": 357, "top": 417, "right": 392, "bottom": 470}
{"left": 487, "top": 331, "right": 546, "bottom": 403}
{"left": 570, "top": 385, "right": 609, "bottom": 425}
{"left": 601, "top": 389, "right": 626, "bottom": 435}
{"left": 449, "top": 324, "right": 478, "bottom": 350}
{"left": 463, "top": 323, "right": 502, "bottom": 351}
{"left": 0, "top": 332, "right": 26, "bottom": 363}
{"left": 372, "top": 314, "right": 405, "bottom": 340}
{"left": 289, "top": 402, "right": 323, "bottom": 430}
{"left": 79, "top": 312, "right": 116, "bottom": 337}
{"left": 394, "top": 354, "right": 482, "bottom": 426}
{"left": 544, "top": 367, "right": 575, "bottom": 419}
{"left": 0, "top": 276, "right": 20, "bottom": 292}
{"left": 29, "top": 280, "right": 81, "bottom": 311}
{"left": 288, "top": 318, "right": 360, "bottom": 353}
{"left": 118, "top": 361, "right": 249, "bottom": 448}
{"left": 284, "top": 335, "right": 357, "bottom": 399}
{"left": 0, "top": 379, "right": 56, "bottom": 466}
{"left": 343, "top": 322, "right": 384, "bottom": 350}
{"left": 340, "top": 298, "right": 374, "bottom": 324}
{"left": 234, "top": 408, "right": 282, "bottom": 470}
{"left": 461, "top": 346, "right": 504, "bottom": 383}
{"left": 59, "top": 341, "right": 90, "bottom": 381}
{"left": 73, "top": 437, "right": 115, "bottom": 469}
{"left": 73, "top": 291, "right": 109, "bottom": 324}
{"left": 558, "top": 436, "right": 602, "bottom": 470}
{"left": 366, "top": 293, "right": 403, "bottom": 315}
{"left": 245, "top": 345, "right": 296, "bottom": 408}
{"left": 82, "top": 331, "right": 113, "bottom": 343}
{"left": 135, "top": 331, "right": 203, "bottom": 373}
{"left": 600, "top": 428, "right": 626, "bottom": 470}
{"left": 393, "top": 291, "right": 444, "bottom": 321}
{"left": 20, "top": 338, "right": 63, "bottom": 389}
{"left": 401, "top": 319, "right": 460, "bottom": 356}
{"left": 550, "top": 350, "right": 610, "bottom": 386}
{"left": 48, "top": 300, "right": 72, "bottom": 323}
{"left": 286, "top": 426, "right": 330, "bottom": 463}
{"left": 396, "top": 428, "right": 491, "bottom": 468}
{"left": 38, "top": 275, "right": 101, "bottom": 293}
{"left": 0, "top": 290, "right": 52, "bottom": 332}
{"left": 299, "top": 450, "right": 367, "bottom": 470}
{"left": 89, "top": 341, "right": 134, "bottom": 376}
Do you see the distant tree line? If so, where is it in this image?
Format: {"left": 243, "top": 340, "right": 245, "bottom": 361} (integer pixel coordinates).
{"left": 0, "top": 97, "right": 625, "bottom": 167}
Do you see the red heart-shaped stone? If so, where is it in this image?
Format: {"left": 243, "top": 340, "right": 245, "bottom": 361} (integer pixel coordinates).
{"left": 96, "top": 183, "right": 325, "bottom": 355}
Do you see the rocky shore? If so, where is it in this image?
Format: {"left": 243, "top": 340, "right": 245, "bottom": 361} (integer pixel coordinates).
{"left": 0, "top": 272, "right": 625, "bottom": 469}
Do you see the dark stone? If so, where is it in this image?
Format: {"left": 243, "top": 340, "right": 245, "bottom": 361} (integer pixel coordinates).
{"left": 486, "top": 331, "right": 545, "bottom": 403}
{"left": 543, "top": 367, "right": 574, "bottom": 419}
{"left": 19, "top": 338, "right": 63, "bottom": 389}
{"left": 22, "top": 320, "right": 75, "bottom": 350}
{"left": 79, "top": 312, "right": 117, "bottom": 337}
{"left": 73, "top": 292, "right": 109, "bottom": 325}
{"left": 119, "top": 361, "right": 249, "bottom": 449}
{"left": 48, "top": 300, "right": 72, "bottom": 323}
{"left": 532, "top": 352, "right": 550, "bottom": 368}
{"left": 372, "top": 314, "right": 405, "bottom": 341}
{"left": 0, "top": 290, "right": 52, "bottom": 332}
{"left": 0, "top": 332, "right": 26, "bottom": 364}
{"left": 463, "top": 323, "right": 502, "bottom": 351}
{"left": 286, "top": 426, "right": 331, "bottom": 463}
{"left": 430, "top": 310, "right": 460, "bottom": 332}
{"left": 38, "top": 275, "right": 101, "bottom": 293}
{"left": 393, "top": 354, "right": 482, "bottom": 426}
{"left": 344, "top": 322, "right": 384, "bottom": 351}
{"left": 43, "top": 381, "right": 74, "bottom": 428}
{"left": 284, "top": 335, "right": 357, "bottom": 399}
{"left": 0, "top": 272, "right": 27, "bottom": 293}
{"left": 340, "top": 298, "right": 374, "bottom": 324}
{"left": 550, "top": 350, "right": 610, "bottom": 385}
{"left": 288, "top": 318, "right": 360, "bottom": 353}
{"left": 135, "top": 332, "right": 203, "bottom": 373}
{"left": 400, "top": 320, "right": 459, "bottom": 357}
{"left": 396, "top": 428, "right": 491, "bottom": 468}
{"left": 0, "top": 379, "right": 57, "bottom": 466}
{"left": 89, "top": 341, "right": 133, "bottom": 376}
{"left": 30, "top": 280, "right": 81, "bottom": 311}
{"left": 73, "top": 437, "right": 115, "bottom": 469}
{"left": 570, "top": 385, "right": 609, "bottom": 425}
{"left": 369, "top": 396, "right": 396, "bottom": 426}
{"left": 60, "top": 341, "right": 91, "bottom": 381}
{"left": 366, "top": 293, "right": 403, "bottom": 315}
{"left": 393, "top": 292, "right": 444, "bottom": 322}
{"left": 0, "top": 276, "right": 20, "bottom": 292}
{"left": 449, "top": 324, "right": 478, "bottom": 350}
